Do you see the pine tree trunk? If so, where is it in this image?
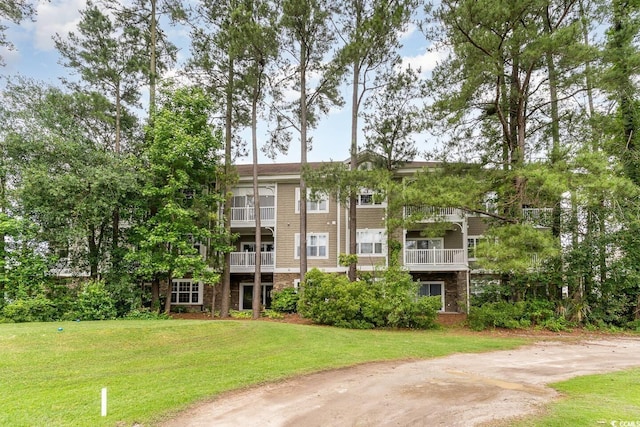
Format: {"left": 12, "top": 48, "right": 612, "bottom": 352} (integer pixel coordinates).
{"left": 299, "top": 43, "right": 308, "bottom": 282}
{"left": 252, "top": 81, "right": 262, "bottom": 320}
{"left": 348, "top": 59, "right": 360, "bottom": 282}
{"left": 220, "top": 59, "right": 234, "bottom": 318}
{"left": 149, "top": 0, "right": 157, "bottom": 120}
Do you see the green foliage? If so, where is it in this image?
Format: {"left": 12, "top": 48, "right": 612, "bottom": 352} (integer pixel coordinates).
{"left": 468, "top": 300, "right": 572, "bottom": 332}
{"left": 263, "top": 309, "right": 284, "bottom": 319}
{"left": 298, "top": 269, "right": 379, "bottom": 329}
{"left": 123, "top": 308, "right": 170, "bottom": 320}
{"left": 271, "top": 287, "right": 299, "bottom": 313}
{"left": 128, "top": 86, "right": 227, "bottom": 312}
{"left": 338, "top": 253, "right": 359, "bottom": 268}
{"left": 298, "top": 268, "right": 440, "bottom": 329}
{"left": 230, "top": 309, "right": 252, "bottom": 319}
{"left": 468, "top": 301, "right": 528, "bottom": 331}
{"left": 1, "top": 296, "right": 57, "bottom": 323}
{"left": 476, "top": 224, "right": 560, "bottom": 274}
{"left": 627, "top": 319, "right": 640, "bottom": 332}
{"left": 72, "top": 280, "right": 117, "bottom": 321}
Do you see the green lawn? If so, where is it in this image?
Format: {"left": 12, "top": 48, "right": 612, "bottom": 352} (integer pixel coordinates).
{"left": 514, "top": 368, "right": 640, "bottom": 426}
{"left": 0, "top": 319, "right": 526, "bottom": 426}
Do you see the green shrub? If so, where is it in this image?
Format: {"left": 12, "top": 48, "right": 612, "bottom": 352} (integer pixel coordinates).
{"left": 468, "top": 301, "right": 528, "bottom": 331}
{"left": 627, "top": 319, "right": 640, "bottom": 332}
{"left": 298, "top": 268, "right": 440, "bottom": 330}
{"left": 1, "top": 296, "right": 57, "bottom": 322}
{"left": 123, "top": 308, "right": 170, "bottom": 320}
{"left": 525, "top": 299, "right": 555, "bottom": 325}
{"left": 382, "top": 268, "right": 440, "bottom": 329}
{"left": 298, "top": 269, "right": 380, "bottom": 329}
{"left": 71, "top": 280, "right": 117, "bottom": 320}
{"left": 263, "top": 310, "right": 284, "bottom": 319}
{"left": 230, "top": 309, "right": 252, "bottom": 319}
{"left": 271, "top": 287, "right": 299, "bottom": 313}
{"left": 469, "top": 299, "right": 574, "bottom": 331}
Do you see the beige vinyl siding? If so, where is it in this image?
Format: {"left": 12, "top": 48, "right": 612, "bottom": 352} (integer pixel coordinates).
{"left": 443, "top": 228, "right": 463, "bottom": 249}
{"left": 468, "top": 217, "right": 489, "bottom": 235}
{"left": 356, "top": 207, "right": 386, "bottom": 229}
{"left": 275, "top": 183, "right": 298, "bottom": 268}
{"left": 275, "top": 183, "right": 338, "bottom": 269}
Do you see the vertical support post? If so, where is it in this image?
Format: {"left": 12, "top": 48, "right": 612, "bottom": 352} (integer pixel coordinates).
{"left": 101, "top": 387, "right": 107, "bottom": 417}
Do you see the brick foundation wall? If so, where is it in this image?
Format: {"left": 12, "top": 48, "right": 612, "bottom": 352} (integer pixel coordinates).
{"left": 273, "top": 273, "right": 301, "bottom": 291}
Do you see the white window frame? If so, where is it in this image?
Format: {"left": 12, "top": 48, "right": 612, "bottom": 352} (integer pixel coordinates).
{"left": 356, "top": 188, "right": 386, "bottom": 207}
{"left": 405, "top": 238, "right": 443, "bottom": 250}
{"left": 239, "top": 283, "right": 274, "bottom": 310}
{"left": 467, "top": 236, "right": 483, "bottom": 261}
{"left": 418, "top": 281, "right": 444, "bottom": 311}
{"left": 241, "top": 242, "right": 274, "bottom": 253}
{"left": 295, "top": 188, "right": 329, "bottom": 213}
{"left": 294, "top": 233, "right": 329, "bottom": 259}
{"left": 171, "top": 279, "right": 202, "bottom": 305}
{"left": 356, "top": 229, "right": 385, "bottom": 256}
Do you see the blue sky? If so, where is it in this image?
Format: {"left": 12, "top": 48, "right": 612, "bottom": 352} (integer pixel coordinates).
{"left": 0, "top": 0, "right": 443, "bottom": 164}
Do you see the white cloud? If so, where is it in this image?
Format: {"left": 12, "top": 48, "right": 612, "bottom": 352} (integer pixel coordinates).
{"left": 398, "top": 22, "right": 418, "bottom": 41}
{"left": 400, "top": 43, "right": 449, "bottom": 74}
{"left": 0, "top": 45, "right": 21, "bottom": 72}
{"left": 24, "top": 0, "right": 85, "bottom": 51}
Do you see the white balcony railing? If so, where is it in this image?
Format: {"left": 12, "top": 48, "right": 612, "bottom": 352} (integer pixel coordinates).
{"left": 404, "top": 206, "right": 463, "bottom": 219}
{"left": 229, "top": 251, "right": 275, "bottom": 269}
{"left": 404, "top": 249, "right": 466, "bottom": 266}
{"left": 522, "top": 208, "right": 554, "bottom": 227}
{"left": 230, "top": 206, "right": 275, "bottom": 224}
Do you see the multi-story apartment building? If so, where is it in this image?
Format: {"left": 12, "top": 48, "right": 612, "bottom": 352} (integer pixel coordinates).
{"left": 171, "top": 158, "right": 517, "bottom": 314}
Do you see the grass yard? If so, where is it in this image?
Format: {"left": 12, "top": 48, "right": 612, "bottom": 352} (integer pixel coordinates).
{"left": 0, "top": 320, "right": 527, "bottom": 426}
{"left": 514, "top": 368, "right": 640, "bottom": 426}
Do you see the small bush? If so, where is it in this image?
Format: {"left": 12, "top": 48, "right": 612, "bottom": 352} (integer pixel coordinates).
{"left": 469, "top": 300, "right": 573, "bottom": 331}
{"left": 298, "top": 269, "right": 379, "bottom": 329}
{"left": 627, "top": 319, "right": 640, "bottom": 332}
{"left": 298, "top": 268, "right": 440, "bottom": 330}
{"left": 1, "top": 296, "right": 57, "bottom": 322}
{"left": 124, "top": 308, "right": 170, "bottom": 320}
{"left": 230, "top": 310, "right": 252, "bottom": 319}
{"left": 468, "top": 301, "right": 528, "bottom": 331}
{"left": 72, "top": 280, "right": 117, "bottom": 320}
{"left": 263, "top": 310, "right": 284, "bottom": 319}
{"left": 271, "top": 287, "right": 299, "bottom": 313}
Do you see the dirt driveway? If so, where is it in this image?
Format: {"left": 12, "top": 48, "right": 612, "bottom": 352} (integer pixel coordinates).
{"left": 160, "top": 337, "right": 640, "bottom": 426}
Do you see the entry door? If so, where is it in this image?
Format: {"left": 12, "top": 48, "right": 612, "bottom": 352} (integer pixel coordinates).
{"left": 240, "top": 283, "right": 274, "bottom": 310}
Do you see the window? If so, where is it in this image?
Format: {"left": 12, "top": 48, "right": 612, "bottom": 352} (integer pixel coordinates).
{"left": 405, "top": 238, "right": 443, "bottom": 250}
{"left": 356, "top": 189, "right": 384, "bottom": 206}
{"left": 295, "top": 233, "right": 329, "bottom": 259}
{"left": 295, "top": 188, "right": 329, "bottom": 213}
{"left": 467, "top": 236, "right": 483, "bottom": 260}
{"left": 241, "top": 242, "right": 274, "bottom": 252}
{"left": 356, "top": 229, "right": 385, "bottom": 255}
{"left": 483, "top": 191, "right": 498, "bottom": 214}
{"left": 171, "top": 279, "right": 202, "bottom": 305}
{"left": 418, "top": 281, "right": 444, "bottom": 311}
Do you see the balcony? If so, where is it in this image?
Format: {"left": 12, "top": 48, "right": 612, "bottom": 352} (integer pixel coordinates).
{"left": 522, "top": 208, "right": 554, "bottom": 228}
{"left": 404, "top": 206, "right": 463, "bottom": 222}
{"left": 230, "top": 251, "right": 275, "bottom": 273}
{"left": 230, "top": 206, "right": 275, "bottom": 228}
{"left": 404, "top": 248, "right": 467, "bottom": 271}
